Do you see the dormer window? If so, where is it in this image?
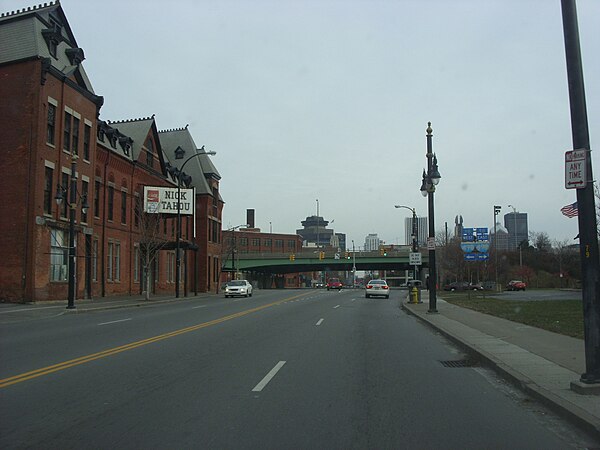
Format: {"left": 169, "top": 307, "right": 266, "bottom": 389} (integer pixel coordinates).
{"left": 119, "top": 136, "right": 132, "bottom": 156}
{"left": 105, "top": 129, "right": 117, "bottom": 148}
{"left": 65, "top": 48, "right": 85, "bottom": 66}
{"left": 174, "top": 146, "right": 185, "bottom": 160}
{"left": 42, "top": 22, "right": 62, "bottom": 59}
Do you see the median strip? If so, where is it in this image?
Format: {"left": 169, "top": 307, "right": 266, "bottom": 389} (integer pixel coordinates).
{"left": 0, "top": 293, "right": 309, "bottom": 389}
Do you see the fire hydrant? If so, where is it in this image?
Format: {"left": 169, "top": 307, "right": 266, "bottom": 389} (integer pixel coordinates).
{"left": 410, "top": 286, "right": 419, "bottom": 304}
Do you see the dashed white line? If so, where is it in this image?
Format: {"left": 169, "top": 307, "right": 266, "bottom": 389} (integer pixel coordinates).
{"left": 316, "top": 319, "right": 324, "bottom": 326}
{"left": 333, "top": 305, "right": 340, "bottom": 309}
{"left": 98, "top": 318, "right": 132, "bottom": 326}
{"left": 191, "top": 305, "right": 208, "bottom": 309}
{"left": 252, "top": 361, "right": 286, "bottom": 392}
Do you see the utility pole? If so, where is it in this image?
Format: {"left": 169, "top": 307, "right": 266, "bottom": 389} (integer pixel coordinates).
{"left": 562, "top": 0, "right": 600, "bottom": 386}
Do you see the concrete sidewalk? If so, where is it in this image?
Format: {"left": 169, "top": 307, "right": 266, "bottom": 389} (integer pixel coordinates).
{"left": 402, "top": 292, "right": 600, "bottom": 438}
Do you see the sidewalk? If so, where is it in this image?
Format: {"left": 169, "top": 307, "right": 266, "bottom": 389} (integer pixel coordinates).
{"left": 402, "top": 291, "right": 600, "bottom": 438}
{"left": 0, "top": 293, "right": 215, "bottom": 322}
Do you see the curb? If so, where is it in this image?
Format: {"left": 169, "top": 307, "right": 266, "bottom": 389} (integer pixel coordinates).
{"left": 401, "top": 302, "right": 600, "bottom": 439}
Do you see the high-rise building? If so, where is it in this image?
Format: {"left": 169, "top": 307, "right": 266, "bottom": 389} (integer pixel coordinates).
{"left": 504, "top": 212, "right": 528, "bottom": 250}
{"left": 404, "top": 216, "right": 428, "bottom": 247}
{"left": 490, "top": 222, "right": 511, "bottom": 251}
{"left": 364, "top": 234, "right": 381, "bottom": 251}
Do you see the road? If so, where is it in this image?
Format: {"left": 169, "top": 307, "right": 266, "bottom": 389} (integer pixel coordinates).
{"left": 0, "top": 289, "right": 595, "bottom": 449}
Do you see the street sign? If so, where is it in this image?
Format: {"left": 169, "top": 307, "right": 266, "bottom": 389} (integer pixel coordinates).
{"left": 427, "top": 237, "right": 435, "bottom": 250}
{"left": 565, "top": 149, "right": 588, "bottom": 189}
{"left": 464, "top": 252, "right": 489, "bottom": 261}
{"left": 409, "top": 252, "right": 422, "bottom": 265}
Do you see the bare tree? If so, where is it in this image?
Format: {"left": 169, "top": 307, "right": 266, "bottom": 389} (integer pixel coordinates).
{"left": 138, "top": 211, "right": 167, "bottom": 300}
{"left": 530, "top": 231, "right": 552, "bottom": 252}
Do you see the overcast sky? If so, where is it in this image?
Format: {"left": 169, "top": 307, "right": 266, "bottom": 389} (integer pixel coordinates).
{"left": 4, "top": 0, "right": 598, "bottom": 247}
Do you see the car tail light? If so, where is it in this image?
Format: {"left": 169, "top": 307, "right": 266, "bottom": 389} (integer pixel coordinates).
{"left": 382, "top": 285, "right": 389, "bottom": 289}
{"left": 366, "top": 285, "right": 372, "bottom": 289}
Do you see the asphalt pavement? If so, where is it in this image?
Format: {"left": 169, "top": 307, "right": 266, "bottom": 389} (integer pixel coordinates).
{"left": 1, "top": 289, "right": 599, "bottom": 439}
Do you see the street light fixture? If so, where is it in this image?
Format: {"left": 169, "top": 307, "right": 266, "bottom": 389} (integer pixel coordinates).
{"left": 174, "top": 146, "right": 216, "bottom": 298}
{"left": 54, "top": 154, "right": 89, "bottom": 309}
{"left": 420, "top": 122, "right": 441, "bottom": 313}
{"left": 395, "top": 205, "right": 419, "bottom": 282}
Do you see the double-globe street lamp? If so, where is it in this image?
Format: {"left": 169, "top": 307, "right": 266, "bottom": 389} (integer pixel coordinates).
{"left": 55, "top": 154, "right": 89, "bottom": 309}
{"left": 394, "top": 205, "right": 418, "bottom": 281}
{"left": 420, "top": 122, "right": 441, "bottom": 313}
{"left": 174, "top": 146, "right": 216, "bottom": 298}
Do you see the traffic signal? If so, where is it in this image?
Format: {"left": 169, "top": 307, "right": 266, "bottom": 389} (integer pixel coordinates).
{"left": 345, "top": 251, "right": 350, "bottom": 259}
{"left": 289, "top": 254, "right": 295, "bottom": 261}
{"left": 319, "top": 251, "right": 325, "bottom": 260}
{"left": 379, "top": 247, "right": 384, "bottom": 256}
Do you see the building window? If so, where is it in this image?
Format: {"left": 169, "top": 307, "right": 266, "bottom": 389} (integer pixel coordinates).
{"left": 107, "top": 185, "right": 114, "bottom": 221}
{"left": 275, "top": 239, "right": 283, "bottom": 248}
{"left": 240, "top": 237, "right": 248, "bottom": 246}
{"left": 81, "top": 180, "right": 88, "bottom": 223}
{"left": 92, "top": 238, "right": 98, "bottom": 282}
{"left": 60, "top": 172, "right": 69, "bottom": 218}
{"left": 114, "top": 243, "right": 121, "bottom": 281}
{"left": 288, "top": 240, "right": 296, "bottom": 250}
{"left": 134, "top": 245, "right": 140, "bottom": 283}
{"left": 47, "top": 104, "right": 56, "bottom": 145}
{"left": 121, "top": 191, "right": 127, "bottom": 225}
{"left": 50, "top": 229, "right": 67, "bottom": 281}
{"left": 107, "top": 242, "right": 113, "bottom": 281}
{"left": 145, "top": 139, "right": 153, "bottom": 167}
{"left": 63, "top": 112, "right": 72, "bottom": 152}
{"left": 134, "top": 194, "right": 140, "bottom": 228}
{"left": 94, "top": 180, "right": 101, "bottom": 218}
{"left": 167, "top": 252, "right": 174, "bottom": 283}
{"left": 44, "top": 167, "right": 53, "bottom": 215}
{"left": 72, "top": 116, "right": 80, "bottom": 155}
{"left": 264, "top": 239, "right": 272, "bottom": 247}
{"left": 252, "top": 238, "right": 260, "bottom": 246}
{"left": 83, "top": 124, "right": 91, "bottom": 161}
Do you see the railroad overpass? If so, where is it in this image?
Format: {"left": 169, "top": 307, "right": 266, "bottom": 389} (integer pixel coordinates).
{"left": 222, "top": 250, "right": 429, "bottom": 274}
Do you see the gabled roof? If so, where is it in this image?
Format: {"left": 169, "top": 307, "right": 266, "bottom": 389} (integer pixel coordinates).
{"left": 159, "top": 127, "right": 221, "bottom": 197}
{"left": 0, "top": 1, "right": 96, "bottom": 97}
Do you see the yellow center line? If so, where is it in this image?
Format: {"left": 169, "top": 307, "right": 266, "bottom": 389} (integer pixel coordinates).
{"left": 0, "top": 292, "right": 310, "bottom": 389}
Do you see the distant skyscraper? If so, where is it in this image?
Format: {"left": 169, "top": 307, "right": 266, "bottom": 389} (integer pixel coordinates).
{"left": 364, "top": 234, "right": 381, "bottom": 251}
{"left": 504, "top": 212, "right": 528, "bottom": 250}
{"left": 404, "top": 216, "right": 428, "bottom": 247}
{"left": 490, "top": 222, "right": 511, "bottom": 251}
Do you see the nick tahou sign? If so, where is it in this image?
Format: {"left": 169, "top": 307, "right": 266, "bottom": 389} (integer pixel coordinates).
{"left": 143, "top": 186, "right": 195, "bottom": 215}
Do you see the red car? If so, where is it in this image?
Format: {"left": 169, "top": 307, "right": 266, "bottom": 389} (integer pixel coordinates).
{"left": 326, "top": 278, "right": 343, "bottom": 291}
{"left": 506, "top": 280, "right": 527, "bottom": 291}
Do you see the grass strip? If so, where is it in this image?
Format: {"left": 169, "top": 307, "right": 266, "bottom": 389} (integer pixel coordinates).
{"left": 443, "top": 293, "right": 584, "bottom": 339}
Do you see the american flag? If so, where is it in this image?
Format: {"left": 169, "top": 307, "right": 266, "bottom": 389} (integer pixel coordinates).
{"left": 560, "top": 202, "right": 578, "bottom": 218}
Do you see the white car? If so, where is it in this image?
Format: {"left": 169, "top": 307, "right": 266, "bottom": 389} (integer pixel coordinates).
{"left": 224, "top": 280, "right": 253, "bottom": 298}
{"left": 365, "top": 279, "right": 390, "bottom": 299}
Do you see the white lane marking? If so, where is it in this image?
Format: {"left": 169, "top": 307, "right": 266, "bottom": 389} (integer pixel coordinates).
{"left": 191, "top": 305, "right": 208, "bottom": 309}
{"left": 333, "top": 305, "right": 340, "bottom": 309}
{"left": 316, "top": 319, "right": 324, "bottom": 326}
{"left": 252, "top": 361, "right": 286, "bottom": 392}
{"left": 98, "top": 318, "right": 132, "bottom": 326}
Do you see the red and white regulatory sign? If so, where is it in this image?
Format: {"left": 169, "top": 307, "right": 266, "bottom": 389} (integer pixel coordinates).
{"left": 565, "top": 149, "right": 587, "bottom": 189}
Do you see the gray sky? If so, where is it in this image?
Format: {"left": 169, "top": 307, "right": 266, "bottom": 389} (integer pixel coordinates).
{"left": 4, "top": 0, "right": 598, "bottom": 247}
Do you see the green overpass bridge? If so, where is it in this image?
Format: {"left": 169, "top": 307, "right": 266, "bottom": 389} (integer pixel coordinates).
{"left": 222, "top": 250, "right": 429, "bottom": 274}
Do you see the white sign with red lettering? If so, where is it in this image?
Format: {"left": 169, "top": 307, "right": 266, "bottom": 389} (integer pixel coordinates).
{"left": 565, "top": 149, "right": 587, "bottom": 189}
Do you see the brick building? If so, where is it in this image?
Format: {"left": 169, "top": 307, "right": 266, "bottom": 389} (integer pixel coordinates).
{"left": 0, "top": 2, "right": 223, "bottom": 302}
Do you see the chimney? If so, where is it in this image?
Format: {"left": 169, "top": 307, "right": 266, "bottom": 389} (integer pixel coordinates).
{"left": 246, "top": 209, "right": 255, "bottom": 229}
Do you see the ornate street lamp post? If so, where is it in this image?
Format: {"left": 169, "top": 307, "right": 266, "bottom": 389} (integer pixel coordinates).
{"left": 55, "top": 155, "right": 89, "bottom": 309}
{"left": 174, "top": 147, "right": 216, "bottom": 298}
{"left": 420, "top": 122, "right": 441, "bottom": 313}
